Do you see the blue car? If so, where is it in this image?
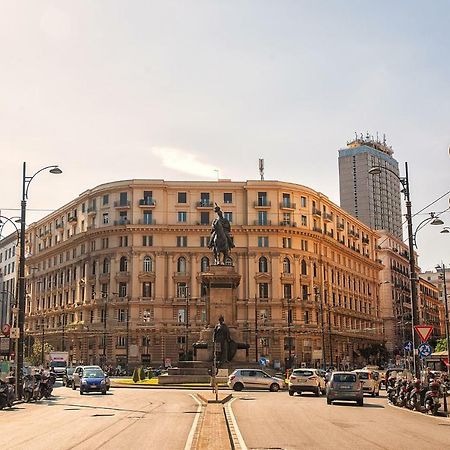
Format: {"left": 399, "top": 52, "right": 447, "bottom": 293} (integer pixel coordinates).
{"left": 75, "top": 367, "right": 108, "bottom": 395}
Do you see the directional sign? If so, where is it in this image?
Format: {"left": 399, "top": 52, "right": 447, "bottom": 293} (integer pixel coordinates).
{"left": 418, "top": 343, "right": 432, "bottom": 358}
{"left": 259, "top": 357, "right": 267, "bottom": 366}
{"left": 1, "top": 324, "right": 10, "bottom": 337}
{"left": 404, "top": 341, "right": 413, "bottom": 352}
{"left": 414, "top": 325, "right": 433, "bottom": 343}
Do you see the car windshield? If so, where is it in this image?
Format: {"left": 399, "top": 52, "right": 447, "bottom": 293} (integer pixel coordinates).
{"left": 83, "top": 370, "right": 104, "bottom": 378}
{"left": 355, "top": 372, "right": 369, "bottom": 380}
{"left": 66, "top": 368, "right": 75, "bottom": 375}
{"left": 293, "top": 370, "right": 313, "bottom": 377}
{"left": 50, "top": 361, "right": 67, "bottom": 368}
{"left": 333, "top": 374, "right": 357, "bottom": 383}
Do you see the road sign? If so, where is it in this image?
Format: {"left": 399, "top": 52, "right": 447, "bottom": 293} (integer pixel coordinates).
{"left": 418, "top": 343, "right": 432, "bottom": 358}
{"left": 0, "top": 337, "right": 10, "bottom": 356}
{"left": 414, "top": 325, "right": 433, "bottom": 343}
{"left": 9, "top": 328, "right": 20, "bottom": 339}
{"left": 404, "top": 341, "right": 413, "bottom": 352}
{"left": 1, "top": 324, "right": 10, "bottom": 336}
{"left": 259, "top": 357, "right": 267, "bottom": 366}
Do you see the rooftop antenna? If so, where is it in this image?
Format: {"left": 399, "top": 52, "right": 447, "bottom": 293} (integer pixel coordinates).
{"left": 259, "top": 158, "right": 264, "bottom": 180}
{"left": 214, "top": 169, "right": 219, "bottom": 180}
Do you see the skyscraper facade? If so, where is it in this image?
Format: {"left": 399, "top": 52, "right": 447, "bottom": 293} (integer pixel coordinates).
{"left": 338, "top": 134, "right": 403, "bottom": 239}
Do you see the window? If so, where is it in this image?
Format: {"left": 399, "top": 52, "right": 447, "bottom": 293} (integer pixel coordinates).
{"left": 258, "top": 236, "right": 269, "bottom": 247}
{"left": 200, "top": 236, "right": 209, "bottom": 247}
{"left": 142, "top": 282, "right": 152, "bottom": 298}
{"left": 284, "top": 284, "right": 292, "bottom": 299}
{"left": 143, "top": 256, "right": 153, "bottom": 272}
{"left": 224, "top": 192, "right": 233, "bottom": 204}
{"left": 118, "top": 309, "right": 126, "bottom": 322}
{"left": 177, "top": 309, "right": 186, "bottom": 323}
{"left": 119, "top": 192, "right": 128, "bottom": 206}
{"left": 177, "top": 282, "right": 188, "bottom": 298}
{"left": 178, "top": 192, "right": 187, "bottom": 203}
{"left": 282, "top": 193, "right": 291, "bottom": 207}
{"left": 119, "top": 282, "right": 127, "bottom": 297}
{"left": 282, "top": 237, "right": 291, "bottom": 248}
{"left": 142, "top": 235, "right": 153, "bottom": 246}
{"left": 301, "top": 215, "right": 307, "bottom": 226}
{"left": 143, "top": 309, "right": 153, "bottom": 323}
{"left": 177, "top": 257, "right": 187, "bottom": 273}
{"left": 302, "top": 285, "right": 309, "bottom": 300}
{"left": 200, "top": 192, "right": 210, "bottom": 206}
{"left": 259, "top": 283, "right": 269, "bottom": 299}
{"left": 301, "top": 260, "right": 307, "bottom": 275}
{"left": 102, "top": 237, "right": 109, "bottom": 249}
{"left": 257, "top": 192, "right": 268, "bottom": 206}
{"left": 102, "top": 258, "right": 110, "bottom": 274}
{"left": 224, "top": 212, "right": 232, "bottom": 223}
{"left": 119, "top": 236, "right": 128, "bottom": 247}
{"left": 201, "top": 257, "right": 209, "bottom": 272}
{"left": 178, "top": 211, "right": 187, "bottom": 223}
{"left": 300, "top": 196, "right": 307, "bottom": 208}
{"left": 103, "top": 213, "right": 109, "bottom": 224}
{"left": 103, "top": 194, "right": 109, "bottom": 206}
{"left": 177, "top": 236, "right": 187, "bottom": 247}
{"left": 119, "top": 256, "right": 128, "bottom": 272}
{"left": 258, "top": 257, "right": 268, "bottom": 273}
{"left": 258, "top": 211, "right": 268, "bottom": 225}
{"left": 282, "top": 213, "right": 291, "bottom": 226}
{"left": 283, "top": 258, "right": 291, "bottom": 273}
{"left": 200, "top": 212, "right": 209, "bottom": 225}
{"left": 116, "top": 336, "right": 126, "bottom": 347}
{"left": 143, "top": 211, "right": 153, "bottom": 225}
{"left": 301, "top": 239, "right": 308, "bottom": 251}
{"left": 304, "top": 310, "right": 310, "bottom": 324}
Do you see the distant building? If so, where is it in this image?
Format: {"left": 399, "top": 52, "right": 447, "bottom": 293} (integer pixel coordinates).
{"left": 25, "top": 179, "right": 384, "bottom": 370}
{"left": 0, "top": 232, "right": 19, "bottom": 327}
{"left": 418, "top": 277, "right": 444, "bottom": 339}
{"left": 421, "top": 269, "right": 450, "bottom": 305}
{"left": 338, "top": 133, "right": 403, "bottom": 239}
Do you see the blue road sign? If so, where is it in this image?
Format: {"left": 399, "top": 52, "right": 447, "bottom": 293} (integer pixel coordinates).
{"left": 259, "top": 357, "right": 267, "bottom": 366}
{"left": 418, "top": 343, "right": 432, "bottom": 358}
{"left": 404, "top": 341, "right": 413, "bottom": 352}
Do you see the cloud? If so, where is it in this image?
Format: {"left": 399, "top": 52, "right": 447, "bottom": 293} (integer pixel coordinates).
{"left": 152, "top": 147, "right": 218, "bottom": 179}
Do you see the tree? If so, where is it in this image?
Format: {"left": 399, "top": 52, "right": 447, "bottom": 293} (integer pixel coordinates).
{"left": 25, "top": 339, "right": 54, "bottom": 367}
{"left": 139, "top": 367, "right": 146, "bottom": 381}
{"left": 435, "top": 338, "right": 447, "bottom": 352}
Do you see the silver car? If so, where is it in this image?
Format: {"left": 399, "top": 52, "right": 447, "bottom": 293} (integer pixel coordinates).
{"left": 326, "top": 371, "right": 364, "bottom": 406}
{"left": 228, "top": 369, "right": 285, "bottom": 392}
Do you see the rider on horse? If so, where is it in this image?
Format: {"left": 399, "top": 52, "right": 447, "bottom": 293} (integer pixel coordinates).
{"left": 208, "top": 204, "right": 235, "bottom": 265}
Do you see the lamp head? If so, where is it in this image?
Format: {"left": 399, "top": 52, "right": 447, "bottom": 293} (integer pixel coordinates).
{"left": 430, "top": 217, "right": 444, "bottom": 226}
{"left": 368, "top": 167, "right": 382, "bottom": 175}
{"left": 49, "top": 167, "right": 62, "bottom": 174}
{"left": 441, "top": 227, "right": 450, "bottom": 234}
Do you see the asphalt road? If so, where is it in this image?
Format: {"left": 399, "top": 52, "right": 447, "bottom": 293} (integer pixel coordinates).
{"left": 231, "top": 390, "right": 450, "bottom": 450}
{"left": 0, "top": 384, "right": 199, "bottom": 450}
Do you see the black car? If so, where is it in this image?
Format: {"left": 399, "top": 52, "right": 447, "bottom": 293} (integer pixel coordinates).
{"left": 62, "top": 367, "right": 75, "bottom": 387}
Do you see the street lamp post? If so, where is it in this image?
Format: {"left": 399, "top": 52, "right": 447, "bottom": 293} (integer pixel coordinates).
{"left": 369, "top": 162, "right": 419, "bottom": 377}
{"left": 17, "top": 162, "right": 62, "bottom": 398}
{"left": 287, "top": 297, "right": 292, "bottom": 369}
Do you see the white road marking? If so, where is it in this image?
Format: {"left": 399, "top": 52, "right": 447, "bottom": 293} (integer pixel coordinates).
{"left": 226, "top": 397, "right": 248, "bottom": 450}
{"left": 184, "top": 394, "right": 203, "bottom": 450}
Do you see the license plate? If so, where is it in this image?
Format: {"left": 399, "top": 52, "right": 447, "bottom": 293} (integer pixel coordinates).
{"left": 340, "top": 385, "right": 351, "bottom": 389}
{"left": 90, "top": 384, "right": 97, "bottom": 388}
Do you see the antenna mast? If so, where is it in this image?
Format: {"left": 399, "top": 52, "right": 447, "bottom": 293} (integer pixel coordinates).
{"left": 259, "top": 158, "right": 264, "bottom": 180}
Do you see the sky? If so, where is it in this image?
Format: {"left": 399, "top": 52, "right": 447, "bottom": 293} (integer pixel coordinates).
{"left": 0, "top": 0, "right": 449, "bottom": 271}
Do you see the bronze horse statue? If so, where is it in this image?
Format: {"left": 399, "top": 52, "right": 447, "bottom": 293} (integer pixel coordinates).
{"left": 208, "top": 204, "right": 234, "bottom": 265}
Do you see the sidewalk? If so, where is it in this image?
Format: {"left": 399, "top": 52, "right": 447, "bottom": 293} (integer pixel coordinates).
{"left": 111, "top": 378, "right": 230, "bottom": 390}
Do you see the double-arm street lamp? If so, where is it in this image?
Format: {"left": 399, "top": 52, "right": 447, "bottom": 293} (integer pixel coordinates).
{"left": 17, "top": 162, "right": 62, "bottom": 398}
{"left": 369, "top": 162, "right": 420, "bottom": 377}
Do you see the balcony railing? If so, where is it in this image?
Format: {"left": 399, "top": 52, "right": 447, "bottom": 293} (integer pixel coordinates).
{"left": 114, "top": 219, "right": 131, "bottom": 225}
{"left": 139, "top": 198, "right": 156, "bottom": 207}
{"left": 196, "top": 201, "right": 214, "bottom": 208}
{"left": 114, "top": 200, "right": 131, "bottom": 208}
{"left": 337, "top": 222, "right": 345, "bottom": 230}
{"left": 362, "top": 236, "right": 370, "bottom": 244}
{"left": 253, "top": 220, "right": 272, "bottom": 226}
{"left": 56, "top": 222, "right": 64, "bottom": 229}
{"left": 280, "top": 201, "right": 296, "bottom": 210}
{"left": 253, "top": 200, "right": 271, "bottom": 208}
{"left": 137, "top": 219, "right": 156, "bottom": 225}
{"left": 68, "top": 216, "right": 77, "bottom": 223}
{"left": 279, "top": 221, "right": 297, "bottom": 227}
{"left": 312, "top": 208, "right": 321, "bottom": 217}
{"left": 87, "top": 207, "right": 97, "bottom": 214}
{"left": 324, "top": 212, "right": 333, "bottom": 222}
{"left": 313, "top": 226, "right": 322, "bottom": 233}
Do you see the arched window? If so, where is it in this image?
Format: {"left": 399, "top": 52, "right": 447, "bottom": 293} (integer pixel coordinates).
{"left": 102, "top": 258, "right": 110, "bottom": 274}
{"left": 119, "top": 256, "right": 128, "bottom": 272}
{"left": 313, "top": 263, "right": 317, "bottom": 278}
{"left": 301, "top": 259, "right": 307, "bottom": 276}
{"left": 283, "top": 257, "right": 291, "bottom": 273}
{"left": 259, "top": 256, "right": 268, "bottom": 273}
{"left": 201, "top": 257, "right": 209, "bottom": 272}
{"left": 177, "top": 257, "right": 187, "bottom": 273}
{"left": 143, "top": 256, "right": 153, "bottom": 272}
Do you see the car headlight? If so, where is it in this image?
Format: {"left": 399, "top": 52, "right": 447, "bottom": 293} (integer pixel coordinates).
{"left": 101, "top": 379, "right": 106, "bottom": 384}
{"left": 81, "top": 379, "right": 88, "bottom": 384}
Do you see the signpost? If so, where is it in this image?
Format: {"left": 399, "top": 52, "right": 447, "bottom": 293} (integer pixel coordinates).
{"left": 414, "top": 325, "right": 433, "bottom": 343}
{"left": 404, "top": 341, "right": 413, "bottom": 352}
{"left": 418, "top": 343, "right": 432, "bottom": 358}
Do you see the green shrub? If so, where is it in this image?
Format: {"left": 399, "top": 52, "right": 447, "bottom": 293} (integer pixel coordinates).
{"left": 132, "top": 369, "right": 139, "bottom": 383}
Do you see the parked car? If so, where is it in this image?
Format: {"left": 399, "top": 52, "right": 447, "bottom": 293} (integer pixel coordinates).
{"left": 352, "top": 369, "right": 380, "bottom": 396}
{"left": 228, "top": 369, "right": 285, "bottom": 392}
{"left": 72, "top": 366, "right": 110, "bottom": 392}
{"left": 326, "top": 371, "right": 364, "bottom": 406}
{"left": 288, "top": 368, "right": 326, "bottom": 396}
{"left": 62, "top": 367, "right": 75, "bottom": 387}
{"left": 363, "top": 365, "right": 386, "bottom": 388}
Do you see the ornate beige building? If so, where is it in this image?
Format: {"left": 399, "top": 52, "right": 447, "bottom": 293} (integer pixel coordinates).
{"left": 25, "top": 179, "right": 384, "bottom": 370}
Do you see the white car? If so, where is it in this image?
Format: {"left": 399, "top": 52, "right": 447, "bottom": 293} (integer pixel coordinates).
{"left": 288, "top": 368, "right": 326, "bottom": 396}
{"left": 228, "top": 369, "right": 285, "bottom": 392}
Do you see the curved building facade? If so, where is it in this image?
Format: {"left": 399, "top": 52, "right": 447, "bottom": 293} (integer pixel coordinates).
{"left": 25, "top": 179, "right": 383, "bottom": 370}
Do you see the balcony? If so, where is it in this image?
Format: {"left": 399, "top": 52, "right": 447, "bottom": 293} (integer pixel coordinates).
{"left": 87, "top": 207, "right": 97, "bottom": 215}
{"left": 279, "top": 221, "right": 297, "bottom": 227}
{"left": 196, "top": 201, "right": 214, "bottom": 209}
{"left": 253, "top": 220, "right": 272, "bottom": 226}
{"left": 68, "top": 216, "right": 77, "bottom": 223}
{"left": 326, "top": 230, "right": 334, "bottom": 238}
{"left": 137, "top": 219, "right": 156, "bottom": 225}
{"left": 114, "top": 219, "right": 131, "bottom": 226}
{"left": 56, "top": 222, "right": 64, "bottom": 229}
{"left": 337, "top": 222, "right": 345, "bottom": 231}
{"left": 362, "top": 236, "right": 370, "bottom": 244}
{"left": 253, "top": 200, "right": 271, "bottom": 208}
{"left": 114, "top": 200, "right": 131, "bottom": 208}
{"left": 323, "top": 212, "right": 333, "bottom": 222}
{"left": 313, "top": 226, "right": 322, "bottom": 233}
{"left": 139, "top": 198, "right": 156, "bottom": 207}
{"left": 280, "top": 201, "right": 296, "bottom": 210}
{"left": 312, "top": 208, "right": 321, "bottom": 217}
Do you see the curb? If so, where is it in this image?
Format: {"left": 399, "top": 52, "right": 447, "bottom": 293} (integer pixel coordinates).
{"left": 387, "top": 401, "right": 449, "bottom": 420}
{"left": 111, "top": 383, "right": 230, "bottom": 391}
{"left": 224, "top": 398, "right": 247, "bottom": 450}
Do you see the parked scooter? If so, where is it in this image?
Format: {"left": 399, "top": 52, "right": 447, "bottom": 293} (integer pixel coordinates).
{"left": 0, "top": 378, "right": 15, "bottom": 409}
{"left": 424, "top": 380, "right": 441, "bottom": 416}
{"left": 39, "top": 371, "right": 56, "bottom": 399}
{"left": 407, "top": 379, "right": 423, "bottom": 411}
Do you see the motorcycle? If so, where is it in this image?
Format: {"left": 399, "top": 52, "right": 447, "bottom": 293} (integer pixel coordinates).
{"left": 424, "top": 380, "right": 441, "bottom": 416}
{"left": 0, "top": 378, "right": 15, "bottom": 409}
{"left": 387, "top": 377, "right": 397, "bottom": 404}
{"left": 23, "top": 375, "right": 35, "bottom": 403}
{"left": 407, "top": 379, "right": 423, "bottom": 411}
{"left": 396, "top": 380, "right": 411, "bottom": 408}
{"left": 39, "top": 372, "right": 56, "bottom": 399}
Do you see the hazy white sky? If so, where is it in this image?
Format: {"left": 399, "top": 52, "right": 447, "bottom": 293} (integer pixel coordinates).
{"left": 0, "top": 0, "right": 448, "bottom": 270}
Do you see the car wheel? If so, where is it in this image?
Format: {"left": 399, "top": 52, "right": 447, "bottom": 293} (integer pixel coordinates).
{"left": 269, "top": 383, "right": 280, "bottom": 392}
{"left": 357, "top": 399, "right": 363, "bottom": 407}
{"left": 376, "top": 390, "right": 380, "bottom": 397}
{"left": 315, "top": 387, "right": 320, "bottom": 397}
{"left": 102, "top": 390, "right": 107, "bottom": 395}
{"left": 289, "top": 390, "right": 294, "bottom": 396}
{"left": 233, "top": 383, "right": 244, "bottom": 392}
{"left": 80, "top": 388, "right": 84, "bottom": 395}
{"left": 72, "top": 382, "right": 76, "bottom": 391}
{"left": 327, "top": 398, "right": 332, "bottom": 405}
{"left": 371, "top": 391, "right": 375, "bottom": 397}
